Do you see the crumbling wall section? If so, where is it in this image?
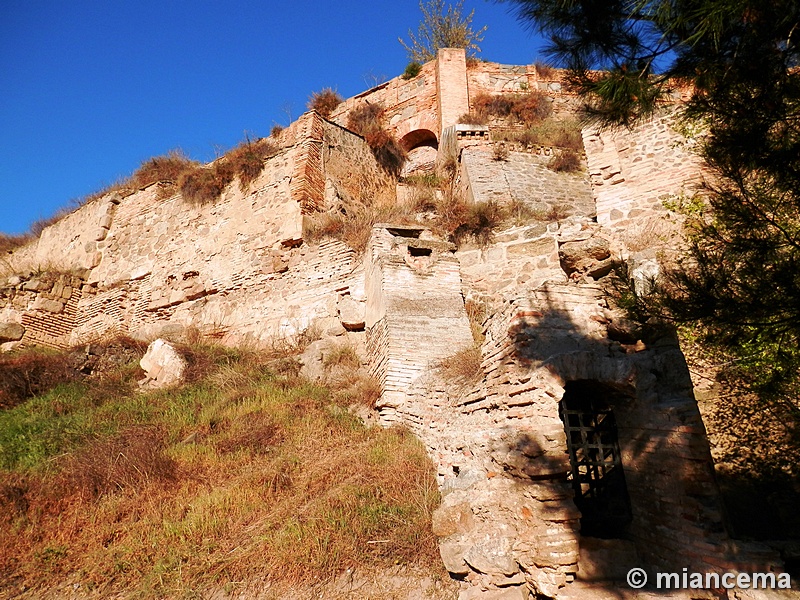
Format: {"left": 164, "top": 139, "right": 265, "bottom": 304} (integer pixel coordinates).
{"left": 365, "top": 225, "right": 473, "bottom": 426}
{"left": 583, "top": 108, "right": 704, "bottom": 241}
{"left": 329, "top": 61, "right": 439, "bottom": 145}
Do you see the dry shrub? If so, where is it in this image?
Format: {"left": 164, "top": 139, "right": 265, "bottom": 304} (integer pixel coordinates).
{"left": 307, "top": 87, "right": 343, "bottom": 118}
{"left": 492, "top": 142, "right": 510, "bottom": 161}
{"left": 304, "top": 202, "right": 416, "bottom": 254}
{"left": 225, "top": 137, "right": 279, "bottom": 190}
{"left": 451, "top": 200, "right": 504, "bottom": 247}
{"left": 0, "top": 232, "right": 33, "bottom": 254}
{"left": 436, "top": 345, "right": 483, "bottom": 387}
{"left": 546, "top": 203, "right": 571, "bottom": 221}
{"left": 347, "top": 103, "right": 407, "bottom": 176}
{"left": 58, "top": 426, "right": 177, "bottom": 499}
{"left": 179, "top": 162, "right": 235, "bottom": 205}
{"left": 508, "top": 119, "right": 584, "bottom": 151}
{"left": 130, "top": 149, "right": 199, "bottom": 190}
{"left": 271, "top": 124, "right": 284, "bottom": 137}
{"left": 459, "top": 112, "right": 488, "bottom": 126}
{"left": 535, "top": 61, "right": 557, "bottom": 78}
{"left": 549, "top": 149, "right": 582, "bottom": 172}
{"left": 0, "top": 349, "right": 78, "bottom": 410}
{"left": 472, "top": 91, "right": 552, "bottom": 125}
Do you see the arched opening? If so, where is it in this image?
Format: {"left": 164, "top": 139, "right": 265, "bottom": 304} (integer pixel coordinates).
{"left": 559, "top": 380, "right": 633, "bottom": 539}
{"left": 399, "top": 129, "right": 439, "bottom": 152}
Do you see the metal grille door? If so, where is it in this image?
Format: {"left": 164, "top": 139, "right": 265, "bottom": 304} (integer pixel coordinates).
{"left": 560, "top": 381, "right": 632, "bottom": 538}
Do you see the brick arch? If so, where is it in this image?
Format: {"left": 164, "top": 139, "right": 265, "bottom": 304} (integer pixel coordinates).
{"left": 399, "top": 128, "right": 439, "bottom": 152}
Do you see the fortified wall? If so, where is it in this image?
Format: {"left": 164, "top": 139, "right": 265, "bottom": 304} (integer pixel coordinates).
{"left": 0, "top": 49, "right": 782, "bottom": 599}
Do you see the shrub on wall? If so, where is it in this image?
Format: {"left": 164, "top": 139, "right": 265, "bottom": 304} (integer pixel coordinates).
{"left": 549, "top": 149, "right": 582, "bottom": 173}
{"left": 346, "top": 103, "right": 406, "bottom": 176}
{"left": 178, "top": 162, "right": 235, "bottom": 205}
{"left": 471, "top": 90, "right": 552, "bottom": 125}
{"left": 307, "top": 88, "right": 343, "bottom": 118}
{"left": 226, "top": 138, "right": 279, "bottom": 191}
{"left": 401, "top": 62, "right": 422, "bottom": 80}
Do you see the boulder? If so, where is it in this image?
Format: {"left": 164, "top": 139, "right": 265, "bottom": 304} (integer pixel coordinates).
{"left": 0, "top": 322, "right": 25, "bottom": 343}
{"left": 338, "top": 296, "right": 365, "bottom": 331}
{"left": 139, "top": 338, "right": 187, "bottom": 388}
{"left": 559, "top": 237, "right": 611, "bottom": 276}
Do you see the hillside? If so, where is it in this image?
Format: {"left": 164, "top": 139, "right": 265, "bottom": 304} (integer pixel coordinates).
{"left": 1, "top": 48, "right": 797, "bottom": 599}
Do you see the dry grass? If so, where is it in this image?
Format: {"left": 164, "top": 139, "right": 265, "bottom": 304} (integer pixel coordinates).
{"left": 0, "top": 348, "right": 78, "bottom": 411}
{"left": 308, "top": 88, "right": 343, "bottom": 118}
{"left": 436, "top": 345, "right": 483, "bottom": 388}
{"left": 498, "top": 118, "right": 584, "bottom": 151}
{"left": 0, "top": 341, "right": 442, "bottom": 597}
{"left": 0, "top": 233, "right": 34, "bottom": 254}
{"left": 347, "top": 103, "right": 407, "bottom": 176}
{"left": 459, "top": 112, "right": 488, "bottom": 126}
{"left": 549, "top": 149, "right": 583, "bottom": 173}
{"left": 472, "top": 91, "right": 552, "bottom": 125}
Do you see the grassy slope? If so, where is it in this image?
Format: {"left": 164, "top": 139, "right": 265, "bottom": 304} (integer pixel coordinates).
{"left": 0, "top": 343, "right": 442, "bottom": 598}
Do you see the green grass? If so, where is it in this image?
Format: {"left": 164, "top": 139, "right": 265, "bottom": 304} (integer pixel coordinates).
{"left": 0, "top": 343, "right": 442, "bottom": 597}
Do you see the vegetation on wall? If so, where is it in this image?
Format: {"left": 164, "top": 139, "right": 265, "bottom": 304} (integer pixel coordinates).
{"left": 399, "top": 0, "right": 487, "bottom": 63}
{"left": 307, "top": 87, "right": 343, "bottom": 119}
{"left": 402, "top": 61, "right": 423, "bottom": 80}
{"left": 0, "top": 340, "right": 442, "bottom": 596}
{"left": 346, "top": 103, "right": 407, "bottom": 176}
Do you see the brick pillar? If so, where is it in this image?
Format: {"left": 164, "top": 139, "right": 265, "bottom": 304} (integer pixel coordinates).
{"left": 436, "top": 48, "right": 470, "bottom": 134}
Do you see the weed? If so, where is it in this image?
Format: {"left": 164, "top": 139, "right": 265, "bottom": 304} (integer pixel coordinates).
{"left": 58, "top": 425, "right": 177, "bottom": 499}
{"left": 472, "top": 91, "right": 552, "bottom": 125}
{"left": 225, "top": 137, "right": 279, "bottom": 191}
{"left": 131, "top": 149, "right": 199, "bottom": 190}
{"left": 503, "top": 119, "right": 584, "bottom": 151}
{"left": 0, "top": 232, "right": 34, "bottom": 254}
{"left": 347, "top": 103, "right": 407, "bottom": 176}
{"left": 402, "top": 62, "right": 423, "bottom": 80}
{"left": 0, "top": 347, "right": 79, "bottom": 411}
{"left": 436, "top": 345, "right": 483, "bottom": 387}
{"left": 459, "top": 112, "right": 488, "bottom": 126}
{"left": 535, "top": 61, "right": 557, "bottom": 78}
{"left": 270, "top": 124, "right": 284, "bottom": 137}
{"left": 492, "top": 143, "right": 509, "bottom": 162}
{"left": 549, "top": 149, "right": 582, "bottom": 172}
{"left": 178, "top": 162, "right": 234, "bottom": 205}
{"left": 307, "top": 88, "right": 343, "bottom": 118}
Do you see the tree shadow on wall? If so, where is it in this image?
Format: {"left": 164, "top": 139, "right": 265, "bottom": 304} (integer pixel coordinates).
{"left": 497, "top": 283, "right": 759, "bottom": 583}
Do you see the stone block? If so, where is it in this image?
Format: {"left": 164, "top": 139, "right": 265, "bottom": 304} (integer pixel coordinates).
{"left": 33, "top": 298, "right": 65, "bottom": 313}
{"left": 439, "top": 539, "right": 472, "bottom": 576}
{"left": 338, "top": 296, "right": 365, "bottom": 331}
{"left": 506, "top": 238, "right": 555, "bottom": 259}
{"left": 140, "top": 339, "right": 187, "bottom": 388}
{"left": 432, "top": 502, "right": 475, "bottom": 536}
{"left": 0, "top": 322, "right": 25, "bottom": 342}
{"left": 464, "top": 538, "right": 519, "bottom": 576}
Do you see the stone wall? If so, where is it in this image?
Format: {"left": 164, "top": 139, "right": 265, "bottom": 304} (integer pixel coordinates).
{"left": 583, "top": 108, "right": 705, "bottom": 244}
{"left": 0, "top": 112, "right": 391, "bottom": 348}
{"left": 365, "top": 224, "right": 474, "bottom": 425}
{"left": 459, "top": 147, "right": 593, "bottom": 218}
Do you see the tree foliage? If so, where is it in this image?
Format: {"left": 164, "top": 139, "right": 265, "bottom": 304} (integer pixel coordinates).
{"left": 400, "top": 0, "right": 488, "bottom": 63}
{"left": 504, "top": 0, "right": 800, "bottom": 473}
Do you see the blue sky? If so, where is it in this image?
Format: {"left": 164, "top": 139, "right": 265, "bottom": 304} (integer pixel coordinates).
{"left": 1, "top": 1, "right": 546, "bottom": 235}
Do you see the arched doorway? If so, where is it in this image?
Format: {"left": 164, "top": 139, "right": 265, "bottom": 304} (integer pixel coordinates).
{"left": 399, "top": 129, "right": 439, "bottom": 177}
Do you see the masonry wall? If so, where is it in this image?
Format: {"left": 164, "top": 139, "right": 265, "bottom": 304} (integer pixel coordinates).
{"left": 365, "top": 226, "right": 473, "bottom": 425}
{"left": 583, "top": 108, "right": 705, "bottom": 238}
{"left": 328, "top": 60, "right": 440, "bottom": 146}
{"left": 0, "top": 112, "right": 389, "bottom": 348}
